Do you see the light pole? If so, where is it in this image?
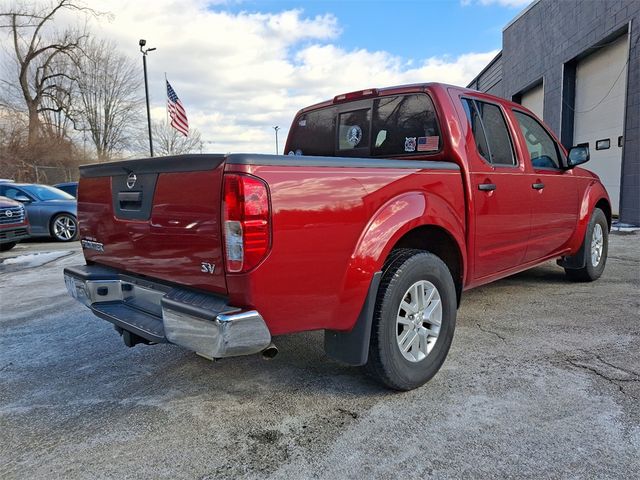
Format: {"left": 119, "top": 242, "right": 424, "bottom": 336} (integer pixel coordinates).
{"left": 139, "top": 39, "right": 156, "bottom": 157}
{"left": 273, "top": 126, "right": 280, "bottom": 155}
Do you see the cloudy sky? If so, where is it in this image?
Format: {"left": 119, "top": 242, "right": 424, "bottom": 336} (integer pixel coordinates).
{"left": 14, "top": 0, "right": 532, "bottom": 154}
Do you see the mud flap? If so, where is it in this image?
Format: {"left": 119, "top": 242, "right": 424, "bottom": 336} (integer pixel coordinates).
{"left": 323, "top": 272, "right": 382, "bottom": 366}
{"left": 558, "top": 238, "right": 587, "bottom": 269}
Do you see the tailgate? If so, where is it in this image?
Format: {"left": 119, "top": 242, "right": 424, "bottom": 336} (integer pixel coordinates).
{"left": 78, "top": 154, "right": 227, "bottom": 294}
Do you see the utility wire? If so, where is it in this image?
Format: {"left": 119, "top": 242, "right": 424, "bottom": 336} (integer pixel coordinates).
{"left": 564, "top": 33, "right": 639, "bottom": 114}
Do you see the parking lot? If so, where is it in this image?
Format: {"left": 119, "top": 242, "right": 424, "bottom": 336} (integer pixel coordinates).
{"left": 1, "top": 234, "right": 638, "bottom": 479}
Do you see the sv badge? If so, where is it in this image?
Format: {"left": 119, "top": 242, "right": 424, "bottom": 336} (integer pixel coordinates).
{"left": 201, "top": 262, "right": 216, "bottom": 274}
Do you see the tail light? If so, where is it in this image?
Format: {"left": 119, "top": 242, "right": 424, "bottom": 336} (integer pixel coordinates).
{"left": 222, "top": 173, "right": 271, "bottom": 273}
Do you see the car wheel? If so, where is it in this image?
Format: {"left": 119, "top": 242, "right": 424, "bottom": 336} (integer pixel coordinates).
{"left": 366, "top": 249, "right": 457, "bottom": 391}
{"left": 565, "top": 208, "right": 608, "bottom": 282}
{"left": 0, "top": 242, "right": 17, "bottom": 251}
{"left": 51, "top": 213, "right": 78, "bottom": 242}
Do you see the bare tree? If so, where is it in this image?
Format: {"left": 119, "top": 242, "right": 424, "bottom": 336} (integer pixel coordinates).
{"left": 0, "top": 0, "right": 99, "bottom": 146}
{"left": 150, "top": 120, "right": 203, "bottom": 156}
{"left": 73, "top": 38, "right": 144, "bottom": 161}
{"left": 39, "top": 55, "right": 77, "bottom": 139}
{"left": 0, "top": 105, "right": 80, "bottom": 182}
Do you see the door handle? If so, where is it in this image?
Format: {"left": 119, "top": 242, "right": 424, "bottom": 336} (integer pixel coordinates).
{"left": 532, "top": 182, "right": 545, "bottom": 190}
{"left": 478, "top": 183, "right": 496, "bottom": 191}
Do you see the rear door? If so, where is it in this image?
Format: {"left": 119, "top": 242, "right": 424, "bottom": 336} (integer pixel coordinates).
{"left": 460, "top": 98, "right": 532, "bottom": 279}
{"left": 511, "top": 110, "right": 579, "bottom": 261}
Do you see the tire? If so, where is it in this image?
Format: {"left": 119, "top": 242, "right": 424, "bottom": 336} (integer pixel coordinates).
{"left": 366, "top": 249, "right": 457, "bottom": 391}
{"left": 565, "top": 208, "right": 608, "bottom": 282}
{"left": 0, "top": 242, "right": 17, "bottom": 251}
{"left": 50, "top": 213, "right": 78, "bottom": 242}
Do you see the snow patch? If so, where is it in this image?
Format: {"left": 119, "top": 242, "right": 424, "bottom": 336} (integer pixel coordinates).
{"left": 1, "top": 251, "right": 73, "bottom": 268}
{"left": 611, "top": 223, "right": 640, "bottom": 233}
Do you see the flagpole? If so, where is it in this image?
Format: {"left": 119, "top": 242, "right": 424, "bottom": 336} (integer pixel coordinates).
{"left": 164, "top": 72, "right": 169, "bottom": 128}
{"left": 139, "top": 39, "right": 155, "bottom": 157}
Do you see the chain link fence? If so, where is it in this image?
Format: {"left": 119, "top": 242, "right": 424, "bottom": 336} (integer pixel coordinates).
{"left": 0, "top": 165, "right": 77, "bottom": 184}
{"left": 32, "top": 165, "right": 77, "bottom": 184}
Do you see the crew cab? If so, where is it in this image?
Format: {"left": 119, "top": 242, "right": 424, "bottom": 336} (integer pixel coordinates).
{"left": 64, "top": 83, "right": 610, "bottom": 390}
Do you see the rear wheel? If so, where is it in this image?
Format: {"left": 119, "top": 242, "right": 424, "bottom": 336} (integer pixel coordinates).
{"left": 51, "top": 213, "right": 78, "bottom": 242}
{"left": 565, "top": 208, "right": 608, "bottom": 282}
{"left": 366, "top": 249, "right": 457, "bottom": 391}
{"left": 0, "top": 242, "right": 17, "bottom": 251}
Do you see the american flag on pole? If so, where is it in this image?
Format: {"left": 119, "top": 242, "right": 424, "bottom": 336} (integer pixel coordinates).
{"left": 166, "top": 80, "right": 189, "bottom": 136}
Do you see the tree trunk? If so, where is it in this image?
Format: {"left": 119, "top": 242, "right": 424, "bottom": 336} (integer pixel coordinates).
{"left": 27, "top": 102, "right": 40, "bottom": 146}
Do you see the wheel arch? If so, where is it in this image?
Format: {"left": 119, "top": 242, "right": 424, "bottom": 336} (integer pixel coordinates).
{"left": 326, "top": 193, "right": 465, "bottom": 366}
{"left": 595, "top": 198, "right": 611, "bottom": 230}
{"left": 567, "top": 181, "right": 611, "bottom": 253}
{"left": 560, "top": 191, "right": 611, "bottom": 271}
{"left": 48, "top": 210, "right": 76, "bottom": 226}
{"left": 390, "top": 225, "right": 464, "bottom": 306}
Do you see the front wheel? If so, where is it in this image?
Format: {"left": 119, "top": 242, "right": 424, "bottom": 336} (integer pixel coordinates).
{"left": 0, "top": 242, "right": 17, "bottom": 251}
{"left": 51, "top": 213, "right": 78, "bottom": 242}
{"left": 565, "top": 208, "right": 608, "bottom": 282}
{"left": 366, "top": 249, "right": 457, "bottom": 391}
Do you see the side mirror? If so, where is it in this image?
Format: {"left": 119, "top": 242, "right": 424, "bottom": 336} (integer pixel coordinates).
{"left": 567, "top": 146, "right": 590, "bottom": 168}
{"left": 14, "top": 195, "right": 32, "bottom": 203}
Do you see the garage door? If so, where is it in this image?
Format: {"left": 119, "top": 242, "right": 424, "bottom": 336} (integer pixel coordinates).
{"left": 521, "top": 83, "right": 544, "bottom": 120}
{"left": 573, "top": 34, "right": 629, "bottom": 215}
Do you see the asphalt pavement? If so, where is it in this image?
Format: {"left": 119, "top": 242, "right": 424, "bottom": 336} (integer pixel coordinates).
{"left": 1, "top": 234, "right": 638, "bottom": 479}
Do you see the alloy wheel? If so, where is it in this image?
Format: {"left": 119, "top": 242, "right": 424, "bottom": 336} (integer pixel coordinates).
{"left": 591, "top": 223, "right": 603, "bottom": 267}
{"left": 395, "top": 280, "right": 442, "bottom": 363}
{"left": 53, "top": 215, "right": 77, "bottom": 241}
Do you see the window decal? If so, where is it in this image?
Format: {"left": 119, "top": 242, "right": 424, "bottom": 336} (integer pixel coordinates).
{"left": 404, "top": 137, "right": 416, "bottom": 152}
{"left": 346, "top": 125, "right": 363, "bottom": 147}
{"left": 417, "top": 136, "right": 439, "bottom": 152}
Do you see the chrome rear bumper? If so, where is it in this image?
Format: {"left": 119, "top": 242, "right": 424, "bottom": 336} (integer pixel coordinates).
{"left": 63, "top": 265, "right": 271, "bottom": 359}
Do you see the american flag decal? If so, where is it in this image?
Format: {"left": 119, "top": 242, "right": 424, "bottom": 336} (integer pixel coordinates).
{"left": 417, "top": 136, "right": 439, "bottom": 152}
{"left": 166, "top": 80, "right": 189, "bottom": 137}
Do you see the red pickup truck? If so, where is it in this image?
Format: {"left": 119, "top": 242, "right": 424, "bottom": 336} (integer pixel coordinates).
{"left": 64, "top": 83, "right": 610, "bottom": 390}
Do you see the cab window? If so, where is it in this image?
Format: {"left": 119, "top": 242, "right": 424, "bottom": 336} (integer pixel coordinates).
{"left": 513, "top": 111, "right": 561, "bottom": 169}
{"left": 461, "top": 99, "right": 490, "bottom": 161}
{"left": 338, "top": 108, "right": 371, "bottom": 151}
{"left": 287, "top": 93, "right": 441, "bottom": 157}
{"left": 372, "top": 94, "right": 440, "bottom": 156}
{"left": 462, "top": 98, "right": 516, "bottom": 166}
{"left": 288, "top": 107, "right": 337, "bottom": 156}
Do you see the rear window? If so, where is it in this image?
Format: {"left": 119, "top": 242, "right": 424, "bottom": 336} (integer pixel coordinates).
{"left": 338, "top": 109, "right": 371, "bottom": 151}
{"left": 288, "top": 93, "right": 440, "bottom": 157}
{"left": 288, "top": 107, "right": 337, "bottom": 156}
{"left": 372, "top": 94, "right": 440, "bottom": 156}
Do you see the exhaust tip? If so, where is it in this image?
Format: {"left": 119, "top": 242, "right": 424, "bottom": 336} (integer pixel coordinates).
{"left": 261, "top": 343, "right": 278, "bottom": 360}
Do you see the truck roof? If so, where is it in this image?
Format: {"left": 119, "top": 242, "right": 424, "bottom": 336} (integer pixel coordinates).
{"left": 297, "top": 82, "right": 523, "bottom": 115}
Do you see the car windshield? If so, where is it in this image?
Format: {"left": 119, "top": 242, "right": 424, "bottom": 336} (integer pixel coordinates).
{"left": 22, "top": 185, "right": 74, "bottom": 201}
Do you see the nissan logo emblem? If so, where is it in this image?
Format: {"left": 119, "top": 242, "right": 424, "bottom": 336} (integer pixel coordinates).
{"left": 126, "top": 172, "right": 137, "bottom": 189}
{"left": 4, "top": 210, "right": 12, "bottom": 217}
